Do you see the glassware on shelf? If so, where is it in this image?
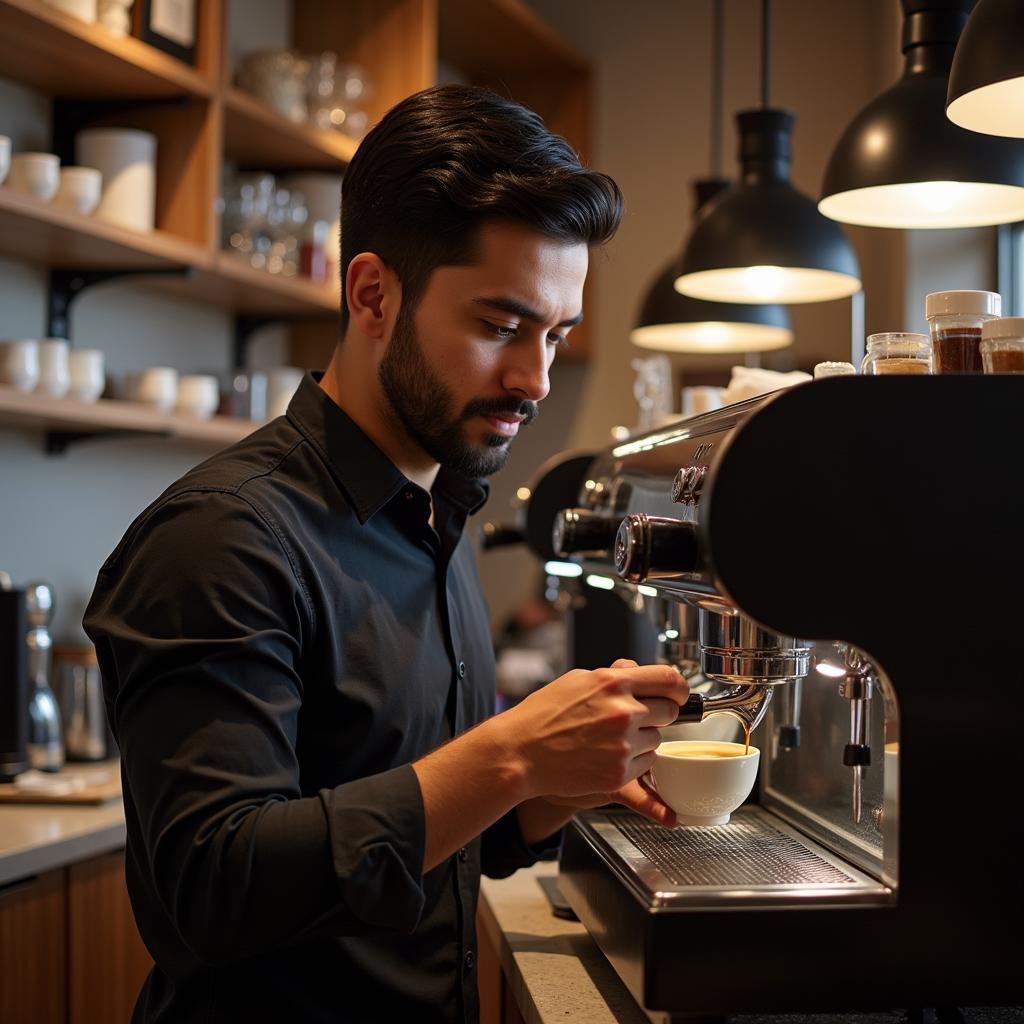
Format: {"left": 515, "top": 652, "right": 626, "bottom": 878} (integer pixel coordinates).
{"left": 860, "top": 333, "right": 931, "bottom": 375}
{"left": 980, "top": 317, "right": 1024, "bottom": 374}
{"left": 307, "top": 55, "right": 373, "bottom": 139}
{"left": 236, "top": 50, "right": 312, "bottom": 124}
{"left": 221, "top": 172, "right": 309, "bottom": 279}
{"left": 813, "top": 361, "right": 857, "bottom": 378}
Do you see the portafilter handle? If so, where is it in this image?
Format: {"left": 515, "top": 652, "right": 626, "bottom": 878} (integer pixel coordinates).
{"left": 551, "top": 508, "right": 622, "bottom": 558}
{"left": 671, "top": 685, "right": 775, "bottom": 733}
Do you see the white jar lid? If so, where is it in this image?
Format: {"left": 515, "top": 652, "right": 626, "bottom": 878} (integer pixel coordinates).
{"left": 981, "top": 316, "right": 1024, "bottom": 341}
{"left": 925, "top": 290, "right": 1001, "bottom": 318}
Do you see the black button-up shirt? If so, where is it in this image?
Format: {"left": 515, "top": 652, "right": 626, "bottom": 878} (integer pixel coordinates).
{"left": 84, "top": 372, "right": 551, "bottom": 1024}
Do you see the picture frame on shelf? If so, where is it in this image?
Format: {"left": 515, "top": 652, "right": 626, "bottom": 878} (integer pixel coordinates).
{"left": 134, "top": 0, "right": 197, "bottom": 66}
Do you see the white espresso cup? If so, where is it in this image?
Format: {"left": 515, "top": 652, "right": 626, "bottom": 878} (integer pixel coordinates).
{"left": 37, "top": 339, "right": 71, "bottom": 397}
{"left": 54, "top": 166, "right": 103, "bottom": 215}
{"left": 136, "top": 367, "right": 178, "bottom": 412}
{"left": 7, "top": 153, "right": 60, "bottom": 202}
{"left": 0, "top": 340, "right": 40, "bottom": 391}
{"left": 265, "top": 366, "right": 304, "bottom": 419}
{"left": 0, "top": 136, "right": 10, "bottom": 187}
{"left": 68, "top": 348, "right": 105, "bottom": 403}
{"left": 649, "top": 739, "right": 760, "bottom": 826}
{"left": 176, "top": 374, "right": 220, "bottom": 419}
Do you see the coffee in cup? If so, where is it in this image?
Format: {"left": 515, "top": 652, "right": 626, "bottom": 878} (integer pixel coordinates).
{"left": 650, "top": 739, "right": 760, "bottom": 826}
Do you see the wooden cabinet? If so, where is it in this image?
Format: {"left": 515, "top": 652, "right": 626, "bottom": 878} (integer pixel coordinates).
{"left": 68, "top": 852, "right": 153, "bottom": 1024}
{"left": 0, "top": 851, "right": 151, "bottom": 1024}
{"left": 0, "top": 870, "right": 67, "bottom": 1024}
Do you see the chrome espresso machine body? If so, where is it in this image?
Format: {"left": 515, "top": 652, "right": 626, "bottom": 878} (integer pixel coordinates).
{"left": 550, "top": 377, "right": 1019, "bottom": 1016}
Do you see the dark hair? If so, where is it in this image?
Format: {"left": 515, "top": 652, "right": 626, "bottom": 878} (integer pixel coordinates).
{"left": 339, "top": 84, "right": 623, "bottom": 332}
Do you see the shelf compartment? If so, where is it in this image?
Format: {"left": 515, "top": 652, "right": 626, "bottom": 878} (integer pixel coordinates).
{"left": 0, "top": 386, "right": 256, "bottom": 448}
{"left": 223, "top": 88, "right": 357, "bottom": 170}
{"left": 0, "top": 187, "right": 208, "bottom": 270}
{"left": 0, "top": 0, "right": 212, "bottom": 99}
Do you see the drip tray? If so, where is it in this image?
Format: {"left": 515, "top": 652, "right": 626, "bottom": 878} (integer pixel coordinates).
{"left": 575, "top": 806, "right": 893, "bottom": 910}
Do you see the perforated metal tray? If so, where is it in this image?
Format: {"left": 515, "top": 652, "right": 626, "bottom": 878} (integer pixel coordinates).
{"left": 574, "top": 806, "right": 893, "bottom": 910}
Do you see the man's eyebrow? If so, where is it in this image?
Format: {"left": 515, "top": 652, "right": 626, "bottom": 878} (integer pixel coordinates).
{"left": 471, "top": 296, "right": 584, "bottom": 329}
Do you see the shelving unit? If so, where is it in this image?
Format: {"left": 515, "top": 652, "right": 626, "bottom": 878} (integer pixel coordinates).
{"left": 0, "top": 385, "right": 257, "bottom": 450}
{"left": 0, "top": 0, "right": 594, "bottom": 454}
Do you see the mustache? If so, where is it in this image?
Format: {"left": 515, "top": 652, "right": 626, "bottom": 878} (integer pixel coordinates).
{"left": 461, "top": 397, "right": 539, "bottom": 427}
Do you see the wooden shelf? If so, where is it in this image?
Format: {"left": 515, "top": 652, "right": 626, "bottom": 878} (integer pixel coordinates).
{"left": 223, "top": 88, "right": 357, "bottom": 170}
{"left": 439, "top": 0, "right": 589, "bottom": 77}
{"left": 0, "top": 0, "right": 211, "bottom": 99}
{"left": 0, "top": 386, "right": 256, "bottom": 448}
{"left": 0, "top": 188, "right": 340, "bottom": 316}
{"left": 0, "top": 187, "right": 208, "bottom": 270}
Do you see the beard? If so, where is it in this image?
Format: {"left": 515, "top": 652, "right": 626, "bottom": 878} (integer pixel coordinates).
{"left": 378, "top": 303, "right": 538, "bottom": 478}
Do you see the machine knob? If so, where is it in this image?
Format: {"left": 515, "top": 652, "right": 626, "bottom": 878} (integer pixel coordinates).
{"left": 552, "top": 508, "right": 621, "bottom": 557}
{"left": 670, "top": 465, "right": 707, "bottom": 504}
{"left": 614, "top": 514, "right": 700, "bottom": 583}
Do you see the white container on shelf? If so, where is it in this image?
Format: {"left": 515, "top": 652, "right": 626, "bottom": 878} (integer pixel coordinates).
{"left": 53, "top": 166, "right": 103, "bottom": 216}
{"left": 68, "top": 349, "right": 105, "bottom": 403}
{"left": 136, "top": 367, "right": 178, "bottom": 412}
{"left": 6, "top": 153, "right": 60, "bottom": 202}
{"left": 43, "top": 0, "right": 97, "bottom": 22}
{"left": 176, "top": 375, "right": 220, "bottom": 420}
{"left": 0, "top": 340, "right": 40, "bottom": 392}
{"left": 96, "top": 0, "right": 133, "bottom": 36}
{"left": 36, "top": 339, "right": 71, "bottom": 398}
{"left": 76, "top": 128, "right": 157, "bottom": 233}
{"left": 0, "top": 136, "right": 10, "bottom": 187}
{"left": 266, "top": 366, "right": 304, "bottom": 419}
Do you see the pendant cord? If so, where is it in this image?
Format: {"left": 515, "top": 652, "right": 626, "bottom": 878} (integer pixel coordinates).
{"left": 711, "top": 0, "right": 724, "bottom": 177}
{"left": 761, "top": 0, "right": 771, "bottom": 109}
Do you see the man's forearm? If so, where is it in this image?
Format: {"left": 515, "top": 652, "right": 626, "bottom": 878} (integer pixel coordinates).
{"left": 515, "top": 797, "right": 575, "bottom": 846}
{"left": 412, "top": 715, "right": 531, "bottom": 873}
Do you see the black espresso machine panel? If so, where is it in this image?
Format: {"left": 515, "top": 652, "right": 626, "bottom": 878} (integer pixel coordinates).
{"left": 550, "top": 377, "right": 1020, "bottom": 1017}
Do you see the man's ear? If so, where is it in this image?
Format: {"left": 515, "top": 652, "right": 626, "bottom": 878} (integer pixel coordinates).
{"left": 345, "top": 252, "right": 400, "bottom": 341}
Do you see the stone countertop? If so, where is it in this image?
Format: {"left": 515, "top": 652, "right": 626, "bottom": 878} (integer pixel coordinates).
{"left": 479, "top": 860, "right": 653, "bottom": 1024}
{"left": 0, "top": 764, "right": 126, "bottom": 886}
{"left": 479, "top": 863, "right": 1024, "bottom": 1024}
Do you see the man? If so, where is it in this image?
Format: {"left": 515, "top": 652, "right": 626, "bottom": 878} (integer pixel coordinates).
{"left": 84, "top": 84, "right": 688, "bottom": 1024}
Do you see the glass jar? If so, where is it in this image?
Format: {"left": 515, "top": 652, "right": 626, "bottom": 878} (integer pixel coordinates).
{"left": 925, "top": 290, "right": 1001, "bottom": 374}
{"left": 980, "top": 316, "right": 1024, "bottom": 373}
{"left": 860, "top": 333, "right": 931, "bottom": 375}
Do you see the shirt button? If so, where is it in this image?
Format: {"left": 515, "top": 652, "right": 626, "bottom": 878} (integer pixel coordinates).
{"left": 458, "top": 847, "right": 468, "bottom": 863}
{"left": 404, "top": 490, "right": 414, "bottom": 500}
{"left": 458, "top": 660, "right": 466, "bottom": 679}
{"left": 463, "top": 949, "right": 475, "bottom": 973}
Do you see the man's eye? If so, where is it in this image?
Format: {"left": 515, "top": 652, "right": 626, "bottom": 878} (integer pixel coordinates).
{"left": 548, "top": 333, "right": 568, "bottom": 348}
{"left": 484, "top": 322, "right": 518, "bottom": 339}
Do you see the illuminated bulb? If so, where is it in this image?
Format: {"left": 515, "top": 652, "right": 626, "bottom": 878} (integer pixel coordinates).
{"left": 544, "top": 561, "right": 582, "bottom": 578}
{"left": 585, "top": 574, "right": 616, "bottom": 591}
{"left": 515, "top": 486, "right": 531, "bottom": 502}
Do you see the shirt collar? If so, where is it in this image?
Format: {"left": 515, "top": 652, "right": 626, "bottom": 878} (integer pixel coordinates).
{"left": 287, "top": 371, "right": 489, "bottom": 523}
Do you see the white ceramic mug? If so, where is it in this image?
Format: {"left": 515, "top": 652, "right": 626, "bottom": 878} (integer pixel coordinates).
{"left": 649, "top": 739, "right": 760, "bottom": 826}
{"left": 97, "top": 0, "right": 133, "bottom": 36}
{"left": 0, "top": 136, "right": 10, "bottom": 187}
{"left": 68, "top": 348, "right": 105, "bottom": 403}
{"left": 265, "top": 366, "right": 304, "bottom": 419}
{"left": 176, "top": 374, "right": 220, "bottom": 419}
{"left": 76, "top": 128, "right": 157, "bottom": 232}
{"left": 6, "top": 153, "right": 60, "bottom": 202}
{"left": 0, "top": 340, "right": 40, "bottom": 392}
{"left": 37, "top": 339, "right": 71, "bottom": 398}
{"left": 53, "top": 166, "right": 102, "bottom": 215}
{"left": 43, "top": 0, "right": 97, "bottom": 21}
{"left": 136, "top": 367, "right": 178, "bottom": 412}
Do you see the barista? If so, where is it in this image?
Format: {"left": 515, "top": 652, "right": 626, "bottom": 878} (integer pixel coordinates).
{"left": 83, "top": 85, "right": 688, "bottom": 1024}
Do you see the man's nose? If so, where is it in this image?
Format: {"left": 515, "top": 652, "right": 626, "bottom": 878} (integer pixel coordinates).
{"left": 502, "top": 338, "right": 551, "bottom": 403}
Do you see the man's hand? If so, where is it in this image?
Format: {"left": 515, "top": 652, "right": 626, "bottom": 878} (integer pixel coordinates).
{"left": 540, "top": 775, "right": 677, "bottom": 828}
{"left": 498, "top": 656, "right": 686, "bottom": 802}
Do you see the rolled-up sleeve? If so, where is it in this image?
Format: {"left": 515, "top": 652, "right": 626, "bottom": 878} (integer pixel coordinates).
{"left": 84, "top": 490, "right": 426, "bottom": 967}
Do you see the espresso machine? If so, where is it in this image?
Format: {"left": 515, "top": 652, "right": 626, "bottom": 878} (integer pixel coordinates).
{"left": 544, "top": 377, "right": 1019, "bottom": 1018}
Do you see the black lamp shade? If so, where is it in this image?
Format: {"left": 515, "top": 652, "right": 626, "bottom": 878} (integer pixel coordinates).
{"left": 821, "top": 0, "right": 1024, "bottom": 227}
{"left": 675, "top": 110, "right": 861, "bottom": 304}
{"left": 631, "top": 260, "right": 793, "bottom": 353}
{"left": 947, "top": 0, "right": 1024, "bottom": 138}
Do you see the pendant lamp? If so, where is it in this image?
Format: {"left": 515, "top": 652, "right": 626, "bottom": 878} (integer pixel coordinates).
{"left": 631, "top": 0, "right": 793, "bottom": 353}
{"left": 947, "top": 0, "right": 1024, "bottom": 139}
{"left": 674, "top": 0, "right": 860, "bottom": 305}
{"left": 820, "top": 0, "right": 1024, "bottom": 228}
